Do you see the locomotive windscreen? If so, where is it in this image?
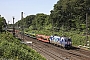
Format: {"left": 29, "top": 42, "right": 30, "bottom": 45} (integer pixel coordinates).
{"left": 65, "top": 38, "right": 71, "bottom": 42}
{"left": 68, "top": 39, "right": 71, "bottom": 41}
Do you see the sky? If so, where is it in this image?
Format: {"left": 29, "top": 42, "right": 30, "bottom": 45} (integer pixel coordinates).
{"left": 0, "top": 0, "right": 59, "bottom": 24}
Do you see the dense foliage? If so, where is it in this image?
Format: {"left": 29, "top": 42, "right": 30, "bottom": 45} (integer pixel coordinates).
{"left": 15, "top": 15, "right": 35, "bottom": 29}
{"left": 0, "top": 32, "right": 46, "bottom": 60}
{"left": 32, "top": 13, "right": 50, "bottom": 30}
{"left": 0, "top": 16, "right": 7, "bottom": 32}
{"left": 50, "top": 0, "right": 90, "bottom": 31}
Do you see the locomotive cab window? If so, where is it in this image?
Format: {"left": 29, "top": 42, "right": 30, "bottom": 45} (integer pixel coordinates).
{"left": 68, "top": 39, "right": 71, "bottom": 41}
{"left": 62, "top": 39, "right": 63, "bottom": 41}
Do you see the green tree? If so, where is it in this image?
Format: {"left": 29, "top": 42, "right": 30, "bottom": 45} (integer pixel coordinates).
{"left": 50, "top": 0, "right": 90, "bottom": 31}
{"left": 0, "top": 17, "right": 7, "bottom": 32}
{"left": 32, "top": 13, "right": 49, "bottom": 30}
{"left": 15, "top": 15, "right": 35, "bottom": 29}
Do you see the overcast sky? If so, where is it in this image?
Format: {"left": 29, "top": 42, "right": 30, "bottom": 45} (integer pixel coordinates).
{"left": 0, "top": 0, "right": 58, "bottom": 24}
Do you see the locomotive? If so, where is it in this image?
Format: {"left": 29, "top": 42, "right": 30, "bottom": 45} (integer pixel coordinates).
{"left": 49, "top": 35, "right": 72, "bottom": 48}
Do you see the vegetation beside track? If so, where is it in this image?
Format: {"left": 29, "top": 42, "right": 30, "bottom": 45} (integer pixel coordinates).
{"left": 0, "top": 32, "right": 46, "bottom": 60}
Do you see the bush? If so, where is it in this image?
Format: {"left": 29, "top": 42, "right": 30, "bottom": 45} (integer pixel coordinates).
{"left": 0, "top": 32, "right": 46, "bottom": 60}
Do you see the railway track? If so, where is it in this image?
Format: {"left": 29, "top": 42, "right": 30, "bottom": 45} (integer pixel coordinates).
{"left": 32, "top": 40, "right": 90, "bottom": 60}
{"left": 20, "top": 35, "right": 68, "bottom": 60}
{"left": 15, "top": 32, "right": 90, "bottom": 60}
{"left": 32, "top": 44, "right": 67, "bottom": 60}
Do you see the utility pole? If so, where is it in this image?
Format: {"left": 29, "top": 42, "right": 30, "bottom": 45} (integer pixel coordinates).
{"left": 52, "top": 18, "right": 54, "bottom": 35}
{"left": 85, "top": 12, "right": 90, "bottom": 47}
{"left": 13, "top": 17, "right": 15, "bottom": 37}
{"left": 51, "top": 10, "right": 54, "bottom": 35}
{"left": 86, "top": 13, "right": 88, "bottom": 46}
{"left": 21, "top": 12, "right": 24, "bottom": 41}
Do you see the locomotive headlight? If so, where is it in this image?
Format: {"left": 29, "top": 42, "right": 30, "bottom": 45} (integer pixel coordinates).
{"left": 70, "top": 42, "right": 71, "bottom": 44}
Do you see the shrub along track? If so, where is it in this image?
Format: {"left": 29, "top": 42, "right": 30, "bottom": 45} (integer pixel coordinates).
{"left": 16, "top": 33, "right": 90, "bottom": 60}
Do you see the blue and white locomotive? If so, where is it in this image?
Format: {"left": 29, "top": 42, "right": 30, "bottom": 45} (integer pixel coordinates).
{"left": 49, "top": 35, "right": 72, "bottom": 48}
